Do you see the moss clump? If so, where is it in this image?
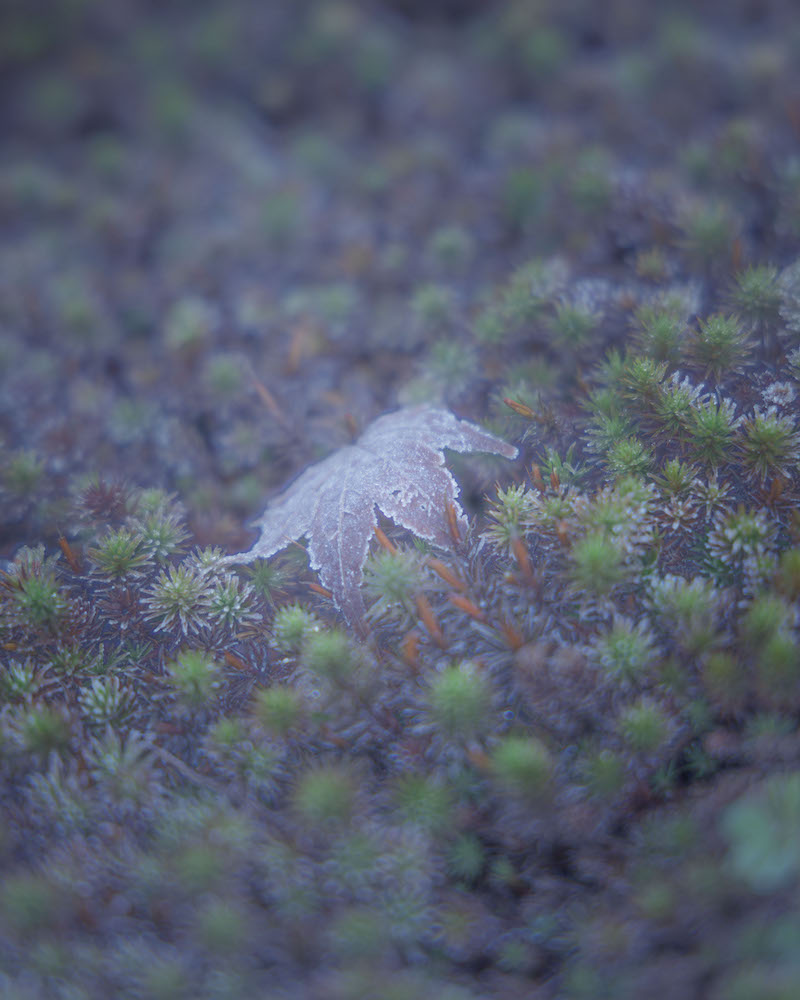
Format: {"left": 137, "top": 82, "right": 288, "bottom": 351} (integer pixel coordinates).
{"left": 490, "top": 735, "right": 552, "bottom": 800}
{"left": 167, "top": 650, "right": 220, "bottom": 707}
{"left": 426, "top": 662, "right": 494, "bottom": 742}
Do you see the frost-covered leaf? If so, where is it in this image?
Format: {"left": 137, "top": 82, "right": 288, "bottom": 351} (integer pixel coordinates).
{"left": 225, "top": 407, "right": 517, "bottom": 634}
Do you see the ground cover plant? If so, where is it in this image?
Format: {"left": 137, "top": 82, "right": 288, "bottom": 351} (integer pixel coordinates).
{"left": 2, "top": 1, "right": 800, "bottom": 997}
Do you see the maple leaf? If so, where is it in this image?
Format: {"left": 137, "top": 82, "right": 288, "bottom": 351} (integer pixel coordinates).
{"left": 225, "top": 406, "right": 517, "bottom": 635}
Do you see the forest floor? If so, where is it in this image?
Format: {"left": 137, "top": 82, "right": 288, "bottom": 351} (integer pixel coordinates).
{"left": 2, "top": 2, "right": 800, "bottom": 998}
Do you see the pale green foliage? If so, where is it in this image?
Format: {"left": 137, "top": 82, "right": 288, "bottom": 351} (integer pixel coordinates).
{"left": 731, "top": 263, "right": 781, "bottom": 331}
{"left": 426, "top": 662, "right": 493, "bottom": 741}
{"left": 78, "top": 676, "right": 137, "bottom": 727}
{"left": 302, "top": 629, "right": 354, "bottom": 682}
{"left": 649, "top": 575, "right": 721, "bottom": 654}
{"left": 143, "top": 564, "right": 212, "bottom": 634}
{"left": 207, "top": 575, "right": 258, "bottom": 629}
{"left": 88, "top": 527, "right": 150, "bottom": 578}
{"left": 592, "top": 617, "right": 657, "bottom": 683}
{"left": 129, "top": 507, "right": 188, "bottom": 561}
{"left": 293, "top": 766, "right": 356, "bottom": 826}
{"left": 483, "top": 484, "right": 535, "bottom": 551}
{"left": 738, "top": 407, "right": 800, "bottom": 480}
{"left": 363, "top": 546, "right": 429, "bottom": 619}
{"left": 272, "top": 603, "right": 319, "bottom": 654}
{"left": 688, "top": 313, "right": 751, "bottom": 382}
{"left": 632, "top": 302, "right": 685, "bottom": 363}
{"left": 573, "top": 477, "right": 656, "bottom": 556}
{"left": 688, "top": 394, "right": 740, "bottom": 466}
{"left": 605, "top": 436, "right": 652, "bottom": 479}
{"left": 569, "top": 534, "right": 626, "bottom": 595}
{"left": 6, "top": 547, "right": 67, "bottom": 630}
{"left": 490, "top": 736, "right": 552, "bottom": 799}
{"left": 617, "top": 698, "right": 670, "bottom": 753}
{"left": 0, "top": 659, "right": 39, "bottom": 701}
{"left": 166, "top": 650, "right": 220, "bottom": 706}
{"left": 723, "top": 772, "right": 800, "bottom": 891}
{"left": 253, "top": 686, "right": 303, "bottom": 737}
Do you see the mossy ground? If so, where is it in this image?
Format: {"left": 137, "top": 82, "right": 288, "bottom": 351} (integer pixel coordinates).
{"left": 2, "top": 2, "right": 800, "bottom": 997}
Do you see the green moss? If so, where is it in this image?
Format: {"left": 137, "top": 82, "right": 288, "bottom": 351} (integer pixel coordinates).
{"left": 301, "top": 628, "right": 354, "bottom": 682}
{"left": 9, "top": 568, "right": 67, "bottom": 630}
{"left": 632, "top": 302, "right": 686, "bottom": 364}
{"left": 3, "top": 5, "right": 800, "bottom": 995}
{"left": 427, "top": 225, "right": 475, "bottom": 269}
{"left": 166, "top": 650, "right": 220, "bottom": 707}
{"left": 272, "top": 603, "right": 318, "bottom": 654}
{"left": 548, "top": 301, "right": 599, "bottom": 352}
{"left": 411, "top": 282, "right": 456, "bottom": 329}
{"left": 738, "top": 408, "right": 800, "bottom": 481}
{"left": 617, "top": 698, "right": 670, "bottom": 754}
{"left": 262, "top": 190, "right": 301, "bottom": 245}
{"left": 0, "top": 659, "right": 38, "bottom": 702}
{"left": 652, "top": 457, "right": 698, "bottom": 497}
{"left": 88, "top": 527, "right": 150, "bottom": 579}
{"left": 253, "top": 685, "right": 303, "bottom": 737}
{"left": 688, "top": 313, "right": 752, "bottom": 383}
{"left": 293, "top": 765, "right": 357, "bottom": 826}
{"left": 621, "top": 355, "right": 669, "bottom": 406}
{"left": 426, "top": 662, "right": 493, "bottom": 741}
{"left": 16, "top": 704, "right": 71, "bottom": 757}
{"left": 363, "top": 546, "right": 428, "bottom": 618}
{"left": 143, "top": 564, "right": 212, "bottom": 634}
{"left": 569, "top": 534, "right": 626, "bottom": 595}
{"left": 78, "top": 676, "right": 136, "bottom": 728}
{"left": 688, "top": 395, "right": 739, "bottom": 467}
{"left": 448, "top": 832, "right": 485, "bottom": 885}
{"left": 244, "top": 560, "right": 288, "bottom": 603}
{"left": 207, "top": 575, "right": 257, "bottom": 629}
{"left": 2, "top": 449, "right": 45, "bottom": 497}
{"left": 776, "top": 547, "right": 800, "bottom": 600}
{"left": 580, "top": 748, "right": 626, "bottom": 798}
{"left": 500, "top": 166, "right": 545, "bottom": 233}
{"left": 194, "top": 898, "right": 249, "bottom": 954}
{"left": 650, "top": 575, "right": 721, "bottom": 655}
{"left": 484, "top": 484, "right": 535, "bottom": 551}
{"left": 605, "top": 436, "right": 652, "bottom": 479}
{"left": 328, "top": 905, "right": 390, "bottom": 960}
{"left": 490, "top": 735, "right": 552, "bottom": 799}
{"left": 701, "top": 652, "right": 749, "bottom": 716}
{"left": 592, "top": 617, "right": 656, "bottom": 684}
{"left": 163, "top": 296, "right": 220, "bottom": 353}
{"left": 722, "top": 771, "right": 800, "bottom": 891}
{"left": 681, "top": 201, "right": 736, "bottom": 271}
{"left": 741, "top": 595, "right": 794, "bottom": 649}
{"left": 634, "top": 247, "right": 670, "bottom": 283}
{"left": 755, "top": 633, "right": 800, "bottom": 710}
{"left": 0, "top": 872, "right": 63, "bottom": 935}
{"left": 570, "top": 148, "right": 614, "bottom": 217}
{"left": 731, "top": 264, "right": 782, "bottom": 334}
{"left": 393, "top": 774, "right": 454, "bottom": 833}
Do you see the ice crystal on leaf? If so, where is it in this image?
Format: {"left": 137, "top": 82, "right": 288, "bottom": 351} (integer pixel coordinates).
{"left": 224, "top": 407, "right": 517, "bottom": 634}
